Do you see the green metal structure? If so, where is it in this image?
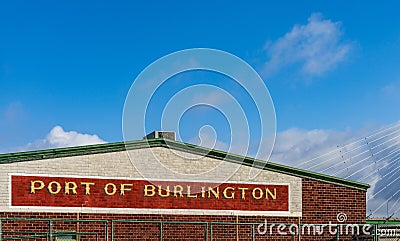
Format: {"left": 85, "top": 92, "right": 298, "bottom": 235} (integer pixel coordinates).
{"left": 3, "top": 218, "right": 395, "bottom": 241}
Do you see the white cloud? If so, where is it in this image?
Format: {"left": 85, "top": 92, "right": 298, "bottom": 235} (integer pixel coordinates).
{"left": 268, "top": 124, "right": 400, "bottom": 218}
{"left": 5, "top": 125, "right": 106, "bottom": 153}
{"left": 197, "top": 123, "right": 400, "bottom": 218}
{"left": 263, "top": 13, "right": 353, "bottom": 77}
{"left": 269, "top": 127, "right": 380, "bottom": 187}
{"left": 269, "top": 128, "right": 352, "bottom": 166}
{"left": 44, "top": 126, "right": 106, "bottom": 148}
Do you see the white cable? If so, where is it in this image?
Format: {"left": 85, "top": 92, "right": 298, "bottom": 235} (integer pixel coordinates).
{"left": 358, "top": 146, "right": 400, "bottom": 182}
{"left": 367, "top": 157, "right": 400, "bottom": 201}
{"left": 297, "top": 122, "right": 400, "bottom": 168}
{"left": 361, "top": 151, "right": 400, "bottom": 183}
{"left": 316, "top": 131, "right": 400, "bottom": 174}
{"left": 304, "top": 129, "right": 400, "bottom": 172}
{"left": 346, "top": 147, "right": 400, "bottom": 179}
{"left": 333, "top": 138, "right": 400, "bottom": 177}
{"left": 387, "top": 194, "right": 400, "bottom": 215}
{"left": 369, "top": 180, "right": 400, "bottom": 216}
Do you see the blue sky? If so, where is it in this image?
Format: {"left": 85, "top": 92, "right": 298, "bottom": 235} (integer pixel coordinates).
{"left": 1, "top": 1, "right": 400, "bottom": 152}
{"left": 1, "top": 0, "right": 400, "bottom": 217}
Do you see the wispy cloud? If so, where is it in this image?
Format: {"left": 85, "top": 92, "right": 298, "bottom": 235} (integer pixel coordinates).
{"left": 381, "top": 81, "right": 400, "bottom": 97}
{"left": 1, "top": 126, "right": 106, "bottom": 153}
{"left": 4, "top": 101, "right": 25, "bottom": 125}
{"left": 263, "top": 13, "right": 353, "bottom": 77}
{"left": 191, "top": 91, "right": 230, "bottom": 106}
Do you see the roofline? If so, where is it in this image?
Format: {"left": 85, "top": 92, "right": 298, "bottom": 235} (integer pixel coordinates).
{"left": 0, "top": 138, "right": 370, "bottom": 191}
{"left": 367, "top": 219, "right": 400, "bottom": 224}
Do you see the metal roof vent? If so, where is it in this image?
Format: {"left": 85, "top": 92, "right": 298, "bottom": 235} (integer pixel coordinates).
{"left": 143, "top": 131, "right": 176, "bottom": 141}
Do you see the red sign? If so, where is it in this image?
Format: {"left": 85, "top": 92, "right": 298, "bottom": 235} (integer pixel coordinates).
{"left": 11, "top": 175, "right": 289, "bottom": 212}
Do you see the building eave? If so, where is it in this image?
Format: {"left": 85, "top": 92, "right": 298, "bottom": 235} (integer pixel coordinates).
{"left": 0, "top": 138, "right": 370, "bottom": 191}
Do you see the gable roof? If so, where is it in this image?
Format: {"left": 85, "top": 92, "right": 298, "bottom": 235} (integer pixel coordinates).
{"left": 0, "top": 138, "right": 370, "bottom": 191}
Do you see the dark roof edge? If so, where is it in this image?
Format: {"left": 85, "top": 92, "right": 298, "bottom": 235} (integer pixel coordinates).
{"left": 367, "top": 219, "right": 400, "bottom": 224}
{"left": 0, "top": 138, "right": 370, "bottom": 191}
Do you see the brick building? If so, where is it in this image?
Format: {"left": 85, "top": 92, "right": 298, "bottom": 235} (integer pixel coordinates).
{"left": 0, "top": 135, "right": 369, "bottom": 241}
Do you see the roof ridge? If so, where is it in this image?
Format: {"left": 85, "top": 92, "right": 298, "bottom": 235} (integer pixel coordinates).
{"left": 0, "top": 138, "right": 370, "bottom": 191}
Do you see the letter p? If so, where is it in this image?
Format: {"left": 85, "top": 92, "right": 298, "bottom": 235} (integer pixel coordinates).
{"left": 30, "top": 180, "right": 45, "bottom": 194}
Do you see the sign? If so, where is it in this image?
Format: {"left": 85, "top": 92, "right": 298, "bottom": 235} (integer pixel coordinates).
{"left": 11, "top": 175, "right": 289, "bottom": 212}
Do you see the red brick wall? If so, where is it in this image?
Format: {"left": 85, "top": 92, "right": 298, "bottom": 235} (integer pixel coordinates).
{"left": 302, "top": 178, "right": 367, "bottom": 224}
{"left": 300, "top": 178, "right": 367, "bottom": 241}
{"left": 0, "top": 178, "right": 367, "bottom": 241}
